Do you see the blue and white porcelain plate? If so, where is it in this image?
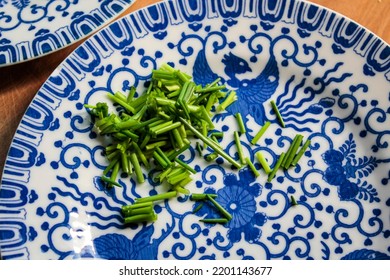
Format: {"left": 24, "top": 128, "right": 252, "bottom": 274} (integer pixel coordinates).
{"left": 0, "top": 0, "right": 136, "bottom": 67}
{"left": 1, "top": 0, "right": 389, "bottom": 260}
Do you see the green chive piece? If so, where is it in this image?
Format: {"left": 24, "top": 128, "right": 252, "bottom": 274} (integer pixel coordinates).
{"left": 190, "top": 193, "right": 217, "bottom": 201}
{"left": 179, "top": 117, "right": 241, "bottom": 169}
{"left": 122, "top": 206, "right": 154, "bottom": 217}
{"left": 291, "top": 139, "right": 311, "bottom": 166}
{"left": 207, "top": 194, "right": 232, "bottom": 221}
{"left": 234, "top": 131, "right": 245, "bottom": 165}
{"left": 100, "top": 176, "right": 122, "bottom": 188}
{"left": 270, "top": 100, "right": 285, "bottom": 128}
{"left": 174, "top": 158, "right": 196, "bottom": 174}
{"left": 135, "top": 191, "right": 177, "bottom": 203}
{"left": 124, "top": 213, "right": 157, "bottom": 224}
{"left": 284, "top": 134, "right": 303, "bottom": 169}
{"left": 290, "top": 195, "right": 298, "bottom": 206}
{"left": 235, "top": 113, "right": 246, "bottom": 134}
{"left": 130, "top": 153, "right": 144, "bottom": 183}
{"left": 127, "top": 86, "right": 136, "bottom": 103}
{"left": 132, "top": 142, "right": 149, "bottom": 168}
{"left": 110, "top": 161, "right": 120, "bottom": 183}
{"left": 199, "top": 218, "right": 229, "bottom": 224}
{"left": 267, "top": 152, "right": 286, "bottom": 182}
{"left": 196, "top": 142, "right": 203, "bottom": 156}
{"left": 251, "top": 121, "right": 271, "bottom": 145}
{"left": 107, "top": 92, "right": 136, "bottom": 114}
{"left": 192, "top": 203, "right": 204, "bottom": 214}
{"left": 205, "top": 152, "right": 218, "bottom": 162}
{"left": 123, "top": 201, "right": 153, "bottom": 210}
{"left": 217, "top": 90, "right": 237, "bottom": 112}
{"left": 255, "top": 151, "right": 272, "bottom": 174}
{"left": 210, "top": 131, "right": 223, "bottom": 138}
{"left": 245, "top": 157, "right": 260, "bottom": 177}
{"left": 103, "top": 156, "right": 120, "bottom": 176}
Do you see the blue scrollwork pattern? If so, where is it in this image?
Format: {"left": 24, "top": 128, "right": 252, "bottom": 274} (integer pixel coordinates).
{"left": 0, "top": 0, "right": 389, "bottom": 260}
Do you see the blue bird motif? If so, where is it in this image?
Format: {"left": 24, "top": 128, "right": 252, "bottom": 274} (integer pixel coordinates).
{"left": 92, "top": 223, "right": 174, "bottom": 260}
{"left": 192, "top": 48, "right": 279, "bottom": 129}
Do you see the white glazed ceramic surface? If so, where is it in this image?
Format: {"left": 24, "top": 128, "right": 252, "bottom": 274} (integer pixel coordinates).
{"left": 0, "top": 0, "right": 136, "bottom": 66}
{"left": 0, "top": 0, "right": 389, "bottom": 260}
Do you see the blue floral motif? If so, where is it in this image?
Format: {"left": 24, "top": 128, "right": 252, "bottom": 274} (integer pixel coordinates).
{"left": 194, "top": 168, "right": 267, "bottom": 244}
{"left": 1, "top": 0, "right": 389, "bottom": 260}
{"left": 322, "top": 134, "right": 380, "bottom": 202}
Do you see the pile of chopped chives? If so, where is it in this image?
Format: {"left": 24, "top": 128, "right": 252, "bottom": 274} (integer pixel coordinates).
{"left": 85, "top": 63, "right": 241, "bottom": 194}
{"left": 86, "top": 63, "right": 313, "bottom": 225}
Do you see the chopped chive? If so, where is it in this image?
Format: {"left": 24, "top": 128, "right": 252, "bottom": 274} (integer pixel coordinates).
{"left": 291, "top": 139, "right": 311, "bottom": 166}
{"left": 199, "top": 218, "right": 229, "bottom": 224}
{"left": 123, "top": 201, "right": 153, "bottom": 209}
{"left": 281, "top": 135, "right": 299, "bottom": 168}
{"left": 217, "top": 90, "right": 237, "bottom": 112}
{"left": 155, "top": 146, "right": 172, "bottom": 167}
{"left": 103, "top": 156, "right": 120, "bottom": 176}
{"left": 107, "top": 92, "right": 136, "bottom": 114}
{"left": 255, "top": 151, "right": 272, "bottom": 174}
{"left": 207, "top": 194, "right": 232, "bottom": 221}
{"left": 132, "top": 142, "right": 149, "bottom": 168}
{"left": 270, "top": 100, "right": 285, "bottom": 128}
{"left": 173, "top": 176, "right": 192, "bottom": 191}
{"left": 192, "top": 203, "right": 204, "bottom": 214}
{"left": 172, "top": 128, "right": 185, "bottom": 148}
{"left": 174, "top": 158, "right": 196, "bottom": 174}
{"left": 196, "top": 142, "right": 203, "bottom": 156}
{"left": 267, "top": 152, "right": 286, "bottom": 182}
{"left": 124, "top": 213, "right": 157, "bottom": 224}
{"left": 284, "top": 134, "right": 303, "bottom": 169}
{"left": 167, "top": 143, "right": 190, "bottom": 161}
{"left": 145, "top": 140, "right": 169, "bottom": 151}
{"left": 130, "top": 153, "right": 144, "bottom": 183}
{"left": 210, "top": 131, "right": 223, "bottom": 138}
{"left": 167, "top": 171, "right": 190, "bottom": 185}
{"left": 234, "top": 131, "right": 245, "bottom": 165}
{"left": 190, "top": 193, "right": 217, "bottom": 201}
{"left": 155, "top": 167, "right": 172, "bottom": 182}
{"left": 110, "top": 161, "right": 120, "bottom": 183}
{"left": 290, "top": 195, "right": 298, "bottom": 206}
{"left": 235, "top": 113, "right": 246, "bottom": 134}
{"left": 100, "top": 176, "right": 122, "bottom": 188}
{"left": 179, "top": 117, "right": 241, "bottom": 169}
{"left": 153, "top": 122, "right": 182, "bottom": 137}
{"left": 122, "top": 206, "right": 154, "bottom": 217}
{"left": 251, "top": 121, "right": 271, "bottom": 145}
{"left": 205, "top": 152, "right": 218, "bottom": 162}
{"left": 120, "top": 152, "right": 130, "bottom": 174}
{"left": 127, "top": 86, "right": 136, "bottom": 103}
{"left": 245, "top": 157, "right": 260, "bottom": 177}
{"left": 153, "top": 150, "right": 169, "bottom": 169}
{"left": 135, "top": 191, "right": 177, "bottom": 203}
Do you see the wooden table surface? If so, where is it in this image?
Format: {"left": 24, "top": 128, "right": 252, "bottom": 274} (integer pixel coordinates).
{"left": 0, "top": 0, "right": 389, "bottom": 175}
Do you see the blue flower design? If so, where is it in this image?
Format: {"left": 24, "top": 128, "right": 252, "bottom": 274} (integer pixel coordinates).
{"left": 194, "top": 168, "right": 267, "bottom": 243}
{"left": 322, "top": 135, "right": 380, "bottom": 202}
